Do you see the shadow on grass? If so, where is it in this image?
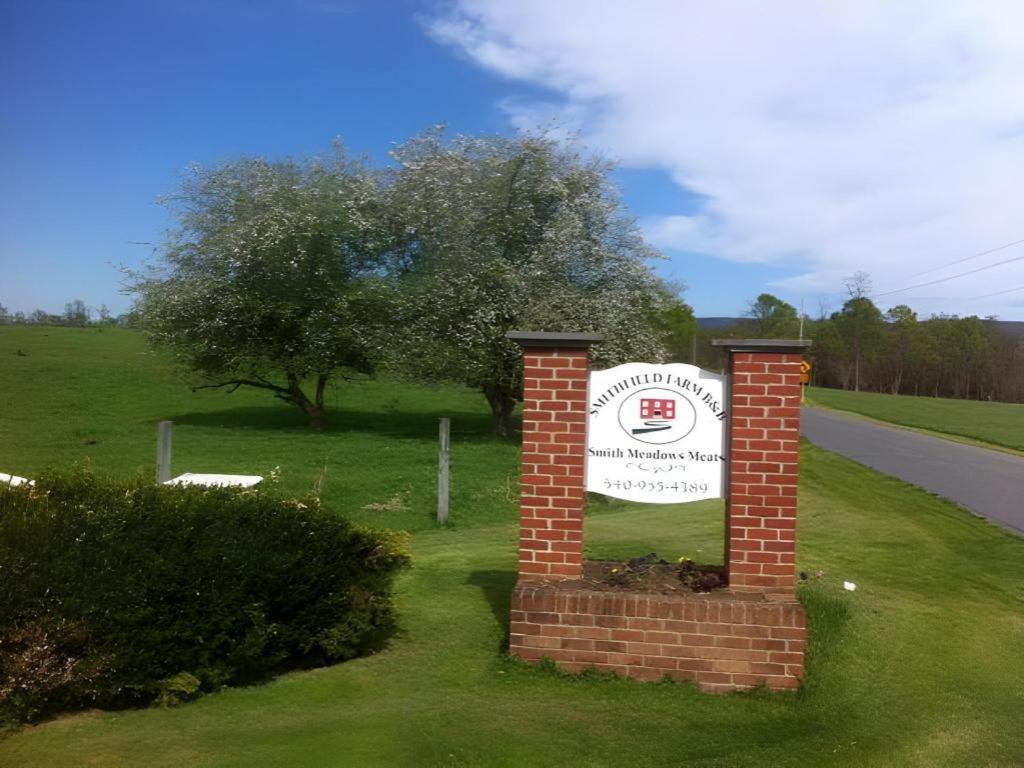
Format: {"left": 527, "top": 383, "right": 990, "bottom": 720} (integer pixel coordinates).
{"left": 466, "top": 569, "right": 517, "bottom": 653}
{"left": 170, "top": 404, "right": 520, "bottom": 442}
{"left": 796, "top": 580, "right": 852, "bottom": 699}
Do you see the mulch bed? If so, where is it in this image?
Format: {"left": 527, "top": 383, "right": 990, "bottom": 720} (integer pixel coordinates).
{"left": 563, "top": 557, "right": 729, "bottom": 595}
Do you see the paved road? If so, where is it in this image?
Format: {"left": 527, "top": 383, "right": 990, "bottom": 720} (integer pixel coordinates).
{"left": 800, "top": 407, "right": 1024, "bottom": 535}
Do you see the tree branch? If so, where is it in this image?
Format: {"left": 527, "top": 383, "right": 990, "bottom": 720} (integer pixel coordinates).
{"left": 192, "top": 379, "right": 291, "bottom": 397}
{"left": 499, "top": 156, "right": 528, "bottom": 259}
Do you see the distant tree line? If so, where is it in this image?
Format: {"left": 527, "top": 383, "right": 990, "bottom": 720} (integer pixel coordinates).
{"left": 811, "top": 306, "right": 1023, "bottom": 403}
{"left": 690, "top": 275, "right": 1024, "bottom": 404}
{"left": 0, "top": 300, "right": 134, "bottom": 328}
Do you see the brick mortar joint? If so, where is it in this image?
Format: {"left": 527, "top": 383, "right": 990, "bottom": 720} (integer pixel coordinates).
{"left": 511, "top": 583, "right": 804, "bottom": 609}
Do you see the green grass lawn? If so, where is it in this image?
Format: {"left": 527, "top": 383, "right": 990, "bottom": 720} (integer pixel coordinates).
{"left": 0, "top": 326, "right": 522, "bottom": 533}
{"left": 2, "top": 327, "right": 1023, "bottom": 767}
{"left": 806, "top": 386, "right": 1024, "bottom": 453}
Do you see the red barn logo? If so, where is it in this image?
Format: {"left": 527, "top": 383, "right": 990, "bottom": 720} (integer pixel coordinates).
{"left": 618, "top": 388, "right": 696, "bottom": 444}
{"left": 639, "top": 398, "right": 675, "bottom": 420}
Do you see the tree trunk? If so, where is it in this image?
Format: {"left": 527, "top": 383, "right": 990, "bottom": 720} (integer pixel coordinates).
{"left": 315, "top": 374, "right": 328, "bottom": 411}
{"left": 891, "top": 368, "right": 902, "bottom": 395}
{"left": 305, "top": 404, "right": 328, "bottom": 431}
{"left": 287, "top": 373, "right": 329, "bottom": 430}
{"left": 483, "top": 386, "right": 517, "bottom": 439}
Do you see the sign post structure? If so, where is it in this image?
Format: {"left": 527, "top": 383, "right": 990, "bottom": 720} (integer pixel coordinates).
{"left": 507, "top": 332, "right": 812, "bottom": 693}
{"left": 713, "top": 339, "right": 811, "bottom": 598}
{"left": 507, "top": 331, "right": 603, "bottom": 581}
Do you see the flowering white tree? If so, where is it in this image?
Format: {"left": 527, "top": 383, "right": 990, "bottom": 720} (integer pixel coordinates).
{"left": 132, "top": 149, "right": 389, "bottom": 429}
{"left": 387, "top": 130, "right": 673, "bottom": 437}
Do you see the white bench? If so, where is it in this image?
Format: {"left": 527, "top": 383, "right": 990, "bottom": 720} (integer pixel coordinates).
{"left": 163, "top": 473, "right": 263, "bottom": 488}
{"left": 0, "top": 472, "right": 35, "bottom": 488}
{"left": 3, "top": 471, "right": 261, "bottom": 490}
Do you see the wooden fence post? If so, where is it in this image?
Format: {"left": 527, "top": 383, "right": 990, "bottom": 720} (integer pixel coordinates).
{"left": 157, "top": 421, "right": 173, "bottom": 484}
{"left": 437, "top": 417, "right": 450, "bottom": 525}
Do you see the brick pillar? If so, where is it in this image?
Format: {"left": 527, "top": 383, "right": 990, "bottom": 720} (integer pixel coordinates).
{"left": 713, "top": 340, "right": 811, "bottom": 597}
{"left": 507, "top": 331, "right": 603, "bottom": 582}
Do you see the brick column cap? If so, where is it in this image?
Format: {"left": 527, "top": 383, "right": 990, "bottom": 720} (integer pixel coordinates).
{"left": 711, "top": 338, "right": 812, "bottom": 353}
{"left": 506, "top": 330, "right": 604, "bottom": 349}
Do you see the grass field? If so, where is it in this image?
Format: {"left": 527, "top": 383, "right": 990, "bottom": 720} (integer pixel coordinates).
{"left": 806, "top": 386, "right": 1024, "bottom": 452}
{"left": 2, "top": 327, "right": 1023, "bottom": 767}
{"left": 0, "top": 326, "right": 522, "bottom": 533}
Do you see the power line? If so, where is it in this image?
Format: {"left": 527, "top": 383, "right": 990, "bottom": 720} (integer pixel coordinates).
{"left": 895, "top": 286, "right": 1024, "bottom": 302}
{"left": 908, "top": 237, "right": 1024, "bottom": 278}
{"left": 971, "top": 284, "right": 1024, "bottom": 300}
{"left": 874, "top": 251, "right": 1024, "bottom": 298}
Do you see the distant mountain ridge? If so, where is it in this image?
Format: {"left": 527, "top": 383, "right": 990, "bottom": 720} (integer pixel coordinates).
{"left": 696, "top": 317, "right": 748, "bottom": 329}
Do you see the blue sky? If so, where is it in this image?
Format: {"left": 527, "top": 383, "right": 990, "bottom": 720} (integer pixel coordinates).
{"left": 3, "top": 1, "right": 1022, "bottom": 319}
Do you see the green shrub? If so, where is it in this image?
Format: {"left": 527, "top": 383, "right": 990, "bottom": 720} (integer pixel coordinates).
{"left": 0, "top": 469, "right": 410, "bottom": 724}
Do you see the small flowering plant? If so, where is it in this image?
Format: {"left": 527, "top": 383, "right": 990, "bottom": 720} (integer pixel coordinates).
{"left": 594, "top": 553, "right": 726, "bottom": 593}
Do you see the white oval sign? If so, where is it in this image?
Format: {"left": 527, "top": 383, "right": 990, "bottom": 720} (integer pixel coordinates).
{"left": 586, "top": 363, "right": 726, "bottom": 504}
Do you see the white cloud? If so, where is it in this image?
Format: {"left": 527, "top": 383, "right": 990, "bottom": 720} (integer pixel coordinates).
{"left": 428, "top": 1, "right": 1024, "bottom": 317}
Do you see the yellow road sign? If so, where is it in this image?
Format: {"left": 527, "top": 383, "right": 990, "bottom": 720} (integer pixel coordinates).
{"left": 800, "top": 359, "right": 811, "bottom": 385}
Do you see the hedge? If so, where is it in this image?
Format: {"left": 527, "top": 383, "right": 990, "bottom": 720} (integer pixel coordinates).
{"left": 0, "top": 470, "right": 409, "bottom": 724}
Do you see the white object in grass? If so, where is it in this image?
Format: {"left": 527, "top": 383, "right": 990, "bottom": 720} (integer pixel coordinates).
{"left": 843, "top": 581, "right": 857, "bottom": 591}
{"left": 0, "top": 472, "right": 35, "bottom": 487}
{"left": 164, "top": 473, "right": 263, "bottom": 488}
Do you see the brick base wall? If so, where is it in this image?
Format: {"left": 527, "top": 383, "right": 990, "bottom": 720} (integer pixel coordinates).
{"left": 510, "top": 582, "right": 805, "bottom": 692}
